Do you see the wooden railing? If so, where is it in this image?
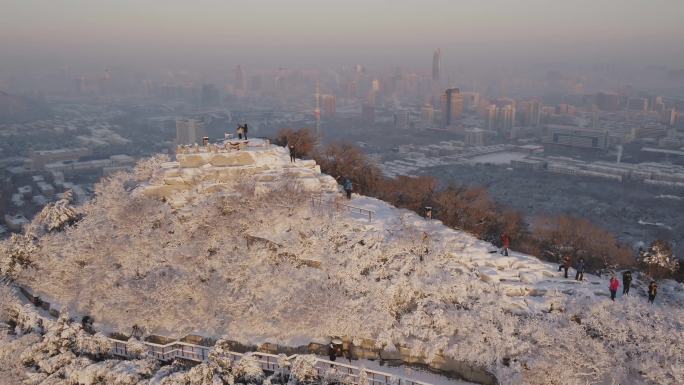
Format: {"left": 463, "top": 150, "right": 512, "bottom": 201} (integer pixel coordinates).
{"left": 311, "top": 196, "right": 375, "bottom": 222}
{"left": 108, "top": 338, "right": 431, "bottom": 385}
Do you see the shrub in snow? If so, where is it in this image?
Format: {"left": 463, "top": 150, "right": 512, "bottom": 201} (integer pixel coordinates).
{"left": 385, "top": 278, "right": 420, "bottom": 320}
{"left": 33, "top": 189, "right": 81, "bottom": 233}
{"left": 208, "top": 338, "right": 234, "bottom": 372}
{"left": 275, "top": 353, "right": 291, "bottom": 377}
{"left": 233, "top": 353, "right": 265, "bottom": 384}
{"left": 322, "top": 365, "right": 352, "bottom": 385}
{"left": 11, "top": 303, "right": 43, "bottom": 335}
{"left": 357, "top": 368, "right": 369, "bottom": 385}
{"left": 184, "top": 363, "right": 221, "bottom": 385}
{"left": 0, "top": 233, "right": 37, "bottom": 278}
{"left": 0, "top": 283, "right": 18, "bottom": 323}
{"left": 75, "top": 331, "right": 113, "bottom": 359}
{"left": 288, "top": 355, "right": 319, "bottom": 385}
{"left": 134, "top": 154, "right": 170, "bottom": 183}
{"left": 639, "top": 239, "right": 679, "bottom": 278}
{"left": 126, "top": 337, "right": 149, "bottom": 359}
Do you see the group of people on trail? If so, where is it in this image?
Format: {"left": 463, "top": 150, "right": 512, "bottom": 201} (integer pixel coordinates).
{"left": 557, "top": 255, "right": 659, "bottom": 303}
{"left": 236, "top": 123, "right": 249, "bottom": 140}
{"left": 557, "top": 255, "right": 586, "bottom": 281}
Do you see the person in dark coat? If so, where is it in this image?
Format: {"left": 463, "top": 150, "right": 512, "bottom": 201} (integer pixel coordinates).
{"left": 622, "top": 270, "right": 633, "bottom": 295}
{"left": 243, "top": 124, "right": 249, "bottom": 140}
{"left": 288, "top": 143, "right": 296, "bottom": 162}
{"left": 575, "top": 258, "right": 585, "bottom": 281}
{"left": 648, "top": 281, "right": 658, "bottom": 304}
{"left": 328, "top": 342, "right": 337, "bottom": 361}
{"left": 343, "top": 178, "right": 353, "bottom": 200}
{"left": 560, "top": 255, "right": 571, "bottom": 279}
{"left": 500, "top": 233, "right": 510, "bottom": 256}
{"left": 237, "top": 124, "right": 244, "bottom": 140}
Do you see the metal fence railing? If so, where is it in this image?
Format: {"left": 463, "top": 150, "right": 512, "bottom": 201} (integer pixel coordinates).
{"left": 108, "top": 338, "right": 431, "bottom": 385}
{"left": 311, "top": 196, "right": 375, "bottom": 222}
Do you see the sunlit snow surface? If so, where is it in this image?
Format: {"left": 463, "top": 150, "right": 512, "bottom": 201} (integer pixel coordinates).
{"left": 6, "top": 145, "right": 684, "bottom": 385}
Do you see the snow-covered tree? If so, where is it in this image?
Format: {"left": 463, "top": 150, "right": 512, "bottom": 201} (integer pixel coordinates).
{"left": 75, "top": 331, "right": 113, "bottom": 358}
{"left": 0, "top": 233, "right": 37, "bottom": 278}
{"left": 0, "top": 284, "right": 18, "bottom": 324}
{"left": 233, "top": 353, "right": 264, "bottom": 383}
{"left": 288, "top": 355, "right": 319, "bottom": 385}
{"left": 33, "top": 190, "right": 81, "bottom": 233}
{"left": 208, "top": 338, "right": 234, "bottom": 372}
{"left": 126, "top": 337, "right": 149, "bottom": 359}
{"left": 639, "top": 239, "right": 679, "bottom": 278}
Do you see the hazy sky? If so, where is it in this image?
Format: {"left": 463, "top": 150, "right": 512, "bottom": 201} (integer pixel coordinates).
{"left": 2, "top": 0, "right": 684, "bottom": 70}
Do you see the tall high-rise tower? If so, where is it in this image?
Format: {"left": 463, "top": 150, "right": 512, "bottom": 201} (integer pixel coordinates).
{"left": 442, "top": 88, "right": 463, "bottom": 127}
{"left": 314, "top": 80, "right": 321, "bottom": 137}
{"left": 234, "top": 65, "right": 245, "bottom": 91}
{"left": 432, "top": 49, "right": 441, "bottom": 81}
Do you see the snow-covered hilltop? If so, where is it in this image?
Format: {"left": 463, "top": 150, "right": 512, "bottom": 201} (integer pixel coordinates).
{"left": 142, "top": 139, "right": 338, "bottom": 209}
{"left": 2, "top": 139, "right": 684, "bottom": 385}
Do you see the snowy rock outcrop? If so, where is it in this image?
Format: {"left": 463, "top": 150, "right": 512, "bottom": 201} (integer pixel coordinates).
{"left": 141, "top": 139, "right": 338, "bottom": 209}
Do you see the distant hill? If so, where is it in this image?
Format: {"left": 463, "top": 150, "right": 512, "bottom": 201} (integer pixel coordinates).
{"left": 0, "top": 91, "right": 51, "bottom": 124}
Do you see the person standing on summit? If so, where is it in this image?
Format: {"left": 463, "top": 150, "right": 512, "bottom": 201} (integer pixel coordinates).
{"left": 243, "top": 124, "right": 249, "bottom": 140}
{"left": 236, "top": 124, "right": 244, "bottom": 140}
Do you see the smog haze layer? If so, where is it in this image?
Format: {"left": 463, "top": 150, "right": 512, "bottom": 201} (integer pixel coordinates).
{"left": 1, "top": 0, "right": 684, "bottom": 73}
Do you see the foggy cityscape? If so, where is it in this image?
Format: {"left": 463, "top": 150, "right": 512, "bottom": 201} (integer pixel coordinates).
{"left": 1, "top": 1, "right": 683, "bottom": 385}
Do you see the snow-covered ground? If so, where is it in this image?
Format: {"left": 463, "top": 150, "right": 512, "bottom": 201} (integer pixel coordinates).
{"left": 2, "top": 141, "right": 684, "bottom": 385}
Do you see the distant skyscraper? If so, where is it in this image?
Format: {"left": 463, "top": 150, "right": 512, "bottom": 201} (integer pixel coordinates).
{"left": 432, "top": 49, "right": 441, "bottom": 81}
{"left": 442, "top": 88, "right": 463, "bottom": 127}
{"left": 314, "top": 80, "right": 321, "bottom": 136}
{"left": 596, "top": 92, "right": 620, "bottom": 111}
{"left": 393, "top": 110, "right": 410, "bottom": 130}
{"left": 627, "top": 97, "right": 649, "bottom": 112}
{"left": 421, "top": 104, "right": 434, "bottom": 127}
{"left": 662, "top": 108, "right": 677, "bottom": 126}
{"left": 461, "top": 92, "right": 480, "bottom": 110}
{"left": 464, "top": 128, "right": 485, "bottom": 147}
{"left": 234, "top": 65, "right": 246, "bottom": 91}
{"left": 371, "top": 78, "right": 380, "bottom": 92}
{"left": 362, "top": 104, "right": 375, "bottom": 124}
{"left": 675, "top": 112, "right": 684, "bottom": 130}
{"left": 497, "top": 105, "right": 516, "bottom": 133}
{"left": 322, "top": 94, "right": 336, "bottom": 116}
{"left": 484, "top": 105, "right": 497, "bottom": 130}
{"left": 484, "top": 104, "right": 515, "bottom": 133}
{"left": 176, "top": 119, "right": 204, "bottom": 145}
{"left": 519, "top": 100, "right": 542, "bottom": 127}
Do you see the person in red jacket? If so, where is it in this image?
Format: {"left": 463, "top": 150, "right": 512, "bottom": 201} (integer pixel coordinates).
{"left": 500, "top": 233, "right": 511, "bottom": 256}
{"left": 609, "top": 275, "right": 620, "bottom": 301}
